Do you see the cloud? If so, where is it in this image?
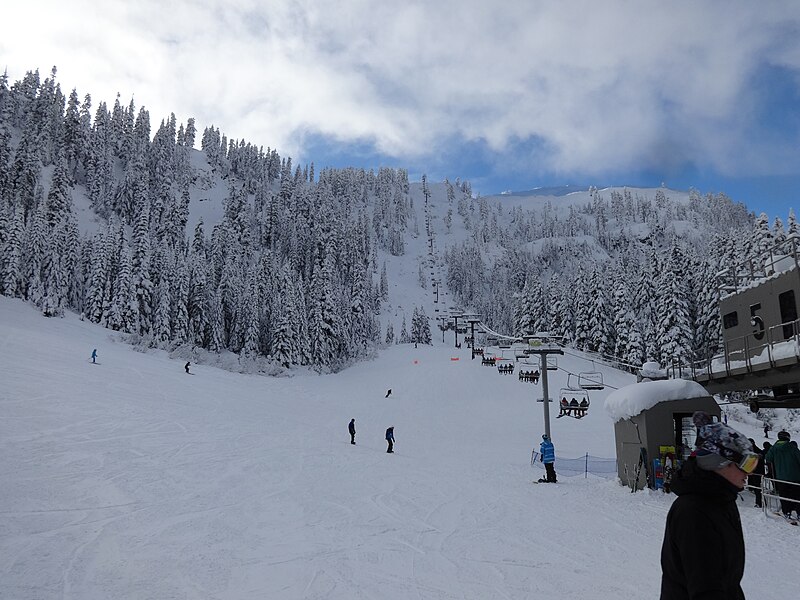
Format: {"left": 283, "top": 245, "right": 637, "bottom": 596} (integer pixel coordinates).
{"left": 3, "top": 0, "right": 800, "bottom": 180}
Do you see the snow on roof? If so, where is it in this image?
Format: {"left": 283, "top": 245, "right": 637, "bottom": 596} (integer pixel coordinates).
{"left": 604, "top": 379, "right": 710, "bottom": 422}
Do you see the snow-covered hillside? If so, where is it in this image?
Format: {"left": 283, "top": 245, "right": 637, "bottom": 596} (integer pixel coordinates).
{"left": 1, "top": 296, "right": 798, "bottom": 600}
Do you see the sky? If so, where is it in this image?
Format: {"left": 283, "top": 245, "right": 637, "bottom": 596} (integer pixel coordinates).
{"left": 2, "top": 1, "right": 800, "bottom": 218}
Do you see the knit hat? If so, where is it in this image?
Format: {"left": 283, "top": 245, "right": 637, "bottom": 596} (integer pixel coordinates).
{"left": 778, "top": 430, "right": 791, "bottom": 441}
{"left": 692, "top": 411, "right": 754, "bottom": 471}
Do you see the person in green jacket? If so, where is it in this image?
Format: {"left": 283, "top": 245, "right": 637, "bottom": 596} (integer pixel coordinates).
{"left": 764, "top": 431, "right": 800, "bottom": 519}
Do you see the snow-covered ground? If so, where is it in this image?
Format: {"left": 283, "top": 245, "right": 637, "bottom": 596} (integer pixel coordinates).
{"left": 1, "top": 297, "right": 799, "bottom": 599}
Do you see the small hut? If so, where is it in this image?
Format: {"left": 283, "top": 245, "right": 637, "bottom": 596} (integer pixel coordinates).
{"left": 606, "top": 380, "right": 720, "bottom": 490}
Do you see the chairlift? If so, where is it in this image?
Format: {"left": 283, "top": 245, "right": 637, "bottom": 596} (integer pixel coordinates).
{"left": 527, "top": 356, "right": 557, "bottom": 371}
{"left": 556, "top": 388, "right": 591, "bottom": 419}
{"left": 578, "top": 371, "right": 604, "bottom": 390}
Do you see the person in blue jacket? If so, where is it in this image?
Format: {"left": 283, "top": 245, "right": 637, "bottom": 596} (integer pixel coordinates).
{"left": 539, "top": 434, "right": 557, "bottom": 482}
{"left": 386, "top": 426, "right": 395, "bottom": 453}
{"left": 91, "top": 349, "right": 97, "bottom": 363}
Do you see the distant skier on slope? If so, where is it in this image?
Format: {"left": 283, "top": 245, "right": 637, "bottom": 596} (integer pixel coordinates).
{"left": 91, "top": 349, "right": 97, "bottom": 364}
{"left": 385, "top": 389, "right": 392, "bottom": 398}
{"left": 386, "top": 426, "right": 395, "bottom": 453}
{"left": 185, "top": 361, "right": 191, "bottom": 374}
{"left": 349, "top": 418, "right": 356, "bottom": 445}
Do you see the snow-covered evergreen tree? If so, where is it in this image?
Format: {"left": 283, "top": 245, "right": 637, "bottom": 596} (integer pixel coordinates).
{"left": 399, "top": 315, "right": 410, "bottom": 344}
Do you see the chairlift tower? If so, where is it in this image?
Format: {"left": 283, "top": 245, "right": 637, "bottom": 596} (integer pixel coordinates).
{"left": 465, "top": 315, "right": 482, "bottom": 358}
{"left": 437, "top": 316, "right": 448, "bottom": 344}
{"left": 450, "top": 310, "right": 464, "bottom": 349}
{"left": 524, "top": 340, "right": 564, "bottom": 440}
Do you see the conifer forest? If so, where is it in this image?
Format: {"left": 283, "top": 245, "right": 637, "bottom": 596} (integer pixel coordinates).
{"left": 0, "top": 67, "right": 779, "bottom": 373}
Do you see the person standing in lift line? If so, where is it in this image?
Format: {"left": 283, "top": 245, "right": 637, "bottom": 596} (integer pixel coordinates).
{"left": 660, "top": 411, "right": 758, "bottom": 599}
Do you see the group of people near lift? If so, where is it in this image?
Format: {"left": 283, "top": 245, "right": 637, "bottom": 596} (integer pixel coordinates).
{"left": 559, "top": 396, "right": 589, "bottom": 417}
{"left": 744, "top": 430, "right": 800, "bottom": 519}
{"left": 660, "top": 413, "right": 800, "bottom": 599}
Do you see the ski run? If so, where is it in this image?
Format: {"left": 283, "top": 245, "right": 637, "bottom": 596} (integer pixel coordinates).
{"left": 1, "top": 296, "right": 799, "bottom": 599}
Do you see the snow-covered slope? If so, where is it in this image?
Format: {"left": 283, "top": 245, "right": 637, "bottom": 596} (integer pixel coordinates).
{"left": 1, "top": 297, "right": 798, "bottom": 600}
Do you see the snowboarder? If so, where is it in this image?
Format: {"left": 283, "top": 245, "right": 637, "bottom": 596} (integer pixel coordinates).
{"left": 539, "top": 434, "right": 557, "bottom": 482}
{"left": 91, "top": 349, "right": 97, "bottom": 364}
{"left": 385, "top": 389, "right": 392, "bottom": 398}
{"left": 185, "top": 361, "right": 191, "bottom": 374}
{"left": 660, "top": 411, "right": 758, "bottom": 598}
{"left": 349, "top": 419, "right": 356, "bottom": 445}
{"left": 386, "top": 426, "right": 395, "bottom": 453}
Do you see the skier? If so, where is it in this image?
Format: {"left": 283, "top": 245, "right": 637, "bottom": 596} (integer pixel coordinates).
{"left": 385, "top": 389, "right": 392, "bottom": 398}
{"left": 185, "top": 361, "right": 191, "bottom": 374}
{"left": 569, "top": 398, "right": 579, "bottom": 415}
{"left": 578, "top": 398, "right": 589, "bottom": 418}
{"left": 559, "top": 397, "right": 569, "bottom": 417}
{"left": 386, "top": 426, "right": 395, "bottom": 453}
{"left": 662, "top": 452, "right": 675, "bottom": 494}
{"left": 764, "top": 423, "right": 770, "bottom": 438}
{"left": 349, "top": 419, "right": 356, "bottom": 445}
{"left": 747, "top": 438, "right": 765, "bottom": 508}
{"left": 660, "top": 411, "right": 758, "bottom": 599}
{"left": 762, "top": 441, "right": 772, "bottom": 477}
{"left": 764, "top": 431, "right": 800, "bottom": 520}
{"left": 538, "top": 434, "right": 557, "bottom": 483}
{"left": 91, "top": 349, "right": 97, "bottom": 364}
{"left": 532, "top": 369, "right": 540, "bottom": 384}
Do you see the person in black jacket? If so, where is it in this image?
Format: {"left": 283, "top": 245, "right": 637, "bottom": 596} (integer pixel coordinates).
{"left": 747, "top": 438, "right": 765, "bottom": 508}
{"left": 385, "top": 426, "right": 395, "bottom": 453}
{"left": 348, "top": 419, "right": 356, "bottom": 445}
{"left": 660, "top": 411, "right": 759, "bottom": 600}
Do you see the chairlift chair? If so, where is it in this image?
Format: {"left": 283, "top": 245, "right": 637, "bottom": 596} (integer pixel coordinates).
{"left": 556, "top": 387, "right": 591, "bottom": 419}
{"left": 578, "top": 371, "right": 604, "bottom": 390}
{"left": 530, "top": 356, "right": 558, "bottom": 371}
